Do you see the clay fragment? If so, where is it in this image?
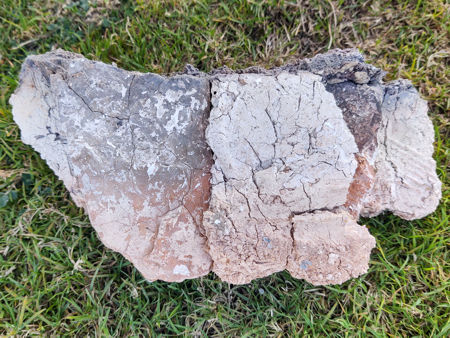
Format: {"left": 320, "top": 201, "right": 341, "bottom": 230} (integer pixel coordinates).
{"left": 204, "top": 71, "right": 358, "bottom": 283}
{"left": 10, "top": 49, "right": 441, "bottom": 285}
{"left": 11, "top": 50, "right": 213, "bottom": 281}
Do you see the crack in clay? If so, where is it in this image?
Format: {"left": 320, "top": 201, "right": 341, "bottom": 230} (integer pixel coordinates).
{"left": 382, "top": 87, "right": 404, "bottom": 184}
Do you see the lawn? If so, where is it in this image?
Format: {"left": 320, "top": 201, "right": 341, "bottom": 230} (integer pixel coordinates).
{"left": 0, "top": 0, "right": 448, "bottom": 336}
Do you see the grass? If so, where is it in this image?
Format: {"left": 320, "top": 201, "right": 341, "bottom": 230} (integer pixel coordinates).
{"left": 0, "top": 0, "right": 448, "bottom": 335}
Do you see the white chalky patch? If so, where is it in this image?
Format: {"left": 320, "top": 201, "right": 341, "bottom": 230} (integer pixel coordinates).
{"left": 173, "top": 265, "right": 190, "bottom": 276}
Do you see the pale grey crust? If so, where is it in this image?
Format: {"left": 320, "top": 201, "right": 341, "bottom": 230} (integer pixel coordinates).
{"left": 10, "top": 48, "right": 441, "bottom": 285}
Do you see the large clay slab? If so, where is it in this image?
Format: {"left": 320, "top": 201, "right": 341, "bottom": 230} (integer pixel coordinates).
{"left": 10, "top": 48, "right": 441, "bottom": 285}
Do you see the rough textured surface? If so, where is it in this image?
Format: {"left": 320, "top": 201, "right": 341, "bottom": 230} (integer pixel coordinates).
{"left": 10, "top": 48, "right": 441, "bottom": 286}
{"left": 10, "top": 50, "right": 213, "bottom": 282}
{"left": 360, "top": 80, "right": 442, "bottom": 220}
{"left": 287, "top": 210, "right": 375, "bottom": 285}
{"left": 204, "top": 72, "right": 359, "bottom": 283}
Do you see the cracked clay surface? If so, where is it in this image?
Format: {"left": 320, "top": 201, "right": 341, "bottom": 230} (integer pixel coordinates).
{"left": 10, "top": 49, "right": 441, "bottom": 285}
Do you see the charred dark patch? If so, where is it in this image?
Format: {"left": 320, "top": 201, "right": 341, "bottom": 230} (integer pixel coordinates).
{"left": 326, "top": 81, "right": 383, "bottom": 154}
